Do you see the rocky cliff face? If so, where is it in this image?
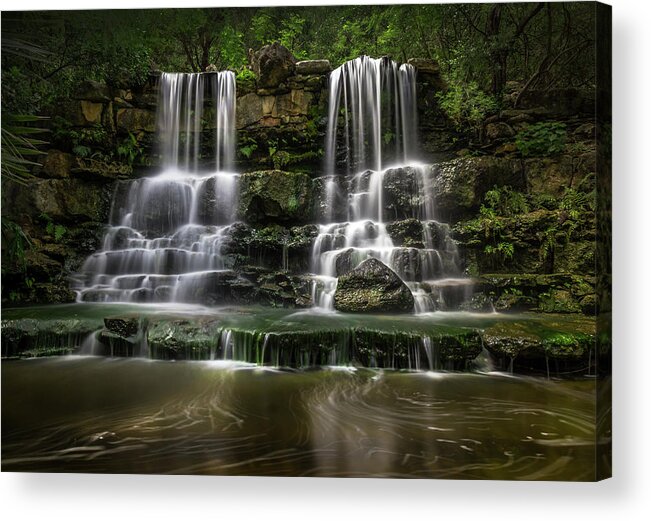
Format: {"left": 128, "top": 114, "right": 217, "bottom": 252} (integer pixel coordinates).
{"left": 2, "top": 49, "right": 597, "bottom": 314}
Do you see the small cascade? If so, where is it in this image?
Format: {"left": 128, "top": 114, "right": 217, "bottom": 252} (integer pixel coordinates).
{"left": 74, "top": 71, "right": 239, "bottom": 304}
{"left": 313, "top": 56, "right": 466, "bottom": 312}
{"left": 325, "top": 55, "right": 417, "bottom": 175}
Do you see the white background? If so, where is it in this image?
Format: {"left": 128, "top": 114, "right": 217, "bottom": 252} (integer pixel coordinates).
{"left": 1, "top": 0, "right": 649, "bottom": 519}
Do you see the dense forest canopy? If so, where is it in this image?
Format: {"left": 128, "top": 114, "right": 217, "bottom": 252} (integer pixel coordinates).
{"left": 2, "top": 2, "right": 596, "bottom": 117}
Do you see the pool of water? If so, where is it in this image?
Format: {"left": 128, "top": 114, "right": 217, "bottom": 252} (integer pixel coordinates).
{"left": 2, "top": 357, "right": 602, "bottom": 479}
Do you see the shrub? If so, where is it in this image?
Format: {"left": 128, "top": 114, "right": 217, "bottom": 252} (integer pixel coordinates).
{"left": 515, "top": 122, "right": 567, "bottom": 157}
{"left": 437, "top": 80, "right": 498, "bottom": 130}
{"left": 483, "top": 185, "right": 529, "bottom": 217}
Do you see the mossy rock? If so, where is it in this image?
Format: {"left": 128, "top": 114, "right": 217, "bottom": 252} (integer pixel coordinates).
{"left": 1, "top": 318, "right": 100, "bottom": 357}
{"left": 239, "top": 170, "right": 312, "bottom": 224}
{"left": 386, "top": 219, "right": 424, "bottom": 247}
{"left": 147, "top": 319, "right": 221, "bottom": 360}
{"left": 334, "top": 258, "right": 415, "bottom": 313}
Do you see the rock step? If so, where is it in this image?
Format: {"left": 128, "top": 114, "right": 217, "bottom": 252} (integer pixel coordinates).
{"left": 1, "top": 312, "right": 598, "bottom": 376}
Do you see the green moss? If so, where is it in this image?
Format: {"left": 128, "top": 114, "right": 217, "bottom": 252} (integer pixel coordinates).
{"left": 239, "top": 170, "right": 313, "bottom": 224}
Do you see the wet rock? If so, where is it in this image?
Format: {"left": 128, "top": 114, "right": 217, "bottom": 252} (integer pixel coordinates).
{"left": 239, "top": 170, "right": 312, "bottom": 224}
{"left": 104, "top": 316, "right": 141, "bottom": 339}
{"left": 1, "top": 318, "right": 100, "bottom": 357}
{"left": 382, "top": 166, "right": 432, "bottom": 220}
{"left": 250, "top": 43, "right": 296, "bottom": 89}
{"left": 312, "top": 175, "right": 348, "bottom": 222}
{"left": 386, "top": 219, "right": 424, "bottom": 248}
{"left": 236, "top": 93, "right": 264, "bottom": 128}
{"left": 334, "top": 258, "right": 414, "bottom": 313}
{"left": 80, "top": 101, "right": 103, "bottom": 124}
{"left": 574, "top": 122, "right": 596, "bottom": 139}
{"left": 70, "top": 157, "right": 133, "bottom": 179}
{"left": 147, "top": 319, "right": 220, "bottom": 360}
{"left": 333, "top": 248, "right": 357, "bottom": 276}
{"left": 407, "top": 58, "right": 440, "bottom": 75}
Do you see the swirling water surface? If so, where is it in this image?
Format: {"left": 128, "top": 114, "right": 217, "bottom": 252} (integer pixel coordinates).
{"left": 2, "top": 357, "right": 599, "bottom": 479}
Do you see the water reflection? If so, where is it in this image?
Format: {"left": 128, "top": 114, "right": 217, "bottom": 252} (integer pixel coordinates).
{"left": 2, "top": 358, "right": 599, "bottom": 479}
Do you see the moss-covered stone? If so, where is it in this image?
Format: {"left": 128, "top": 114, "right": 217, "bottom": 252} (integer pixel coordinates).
{"left": 1, "top": 318, "right": 100, "bottom": 357}
{"left": 386, "top": 219, "right": 424, "bottom": 247}
{"left": 334, "top": 258, "right": 415, "bottom": 313}
{"left": 239, "top": 170, "right": 312, "bottom": 224}
{"left": 147, "top": 319, "right": 221, "bottom": 360}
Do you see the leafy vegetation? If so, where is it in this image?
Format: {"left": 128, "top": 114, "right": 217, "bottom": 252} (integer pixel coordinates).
{"left": 2, "top": 4, "right": 597, "bottom": 119}
{"left": 116, "top": 132, "right": 144, "bottom": 166}
{"left": 1, "top": 114, "right": 49, "bottom": 183}
{"left": 483, "top": 185, "right": 529, "bottom": 217}
{"left": 515, "top": 122, "right": 567, "bottom": 157}
{"left": 436, "top": 80, "right": 498, "bottom": 130}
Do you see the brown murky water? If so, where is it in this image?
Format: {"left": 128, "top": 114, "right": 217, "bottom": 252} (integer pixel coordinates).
{"left": 2, "top": 357, "right": 600, "bottom": 479}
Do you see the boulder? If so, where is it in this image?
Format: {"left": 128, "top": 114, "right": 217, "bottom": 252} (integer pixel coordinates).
{"left": 250, "top": 43, "right": 296, "bottom": 89}
{"left": 383, "top": 166, "right": 432, "bottom": 220}
{"left": 433, "top": 157, "right": 526, "bottom": 221}
{"left": 239, "top": 170, "right": 312, "bottom": 224}
{"left": 236, "top": 93, "right": 265, "bottom": 128}
{"left": 295, "top": 59, "right": 331, "bottom": 75}
{"left": 334, "top": 258, "right": 414, "bottom": 313}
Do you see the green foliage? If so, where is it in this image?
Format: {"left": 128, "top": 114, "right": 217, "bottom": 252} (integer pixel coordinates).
{"left": 539, "top": 225, "right": 558, "bottom": 262}
{"left": 235, "top": 68, "right": 257, "bottom": 89}
{"left": 1, "top": 219, "right": 32, "bottom": 273}
{"left": 52, "top": 120, "right": 111, "bottom": 157}
{"left": 1, "top": 114, "right": 48, "bottom": 183}
{"left": 272, "top": 150, "right": 291, "bottom": 170}
{"left": 436, "top": 80, "right": 497, "bottom": 130}
{"left": 72, "top": 145, "right": 91, "bottom": 158}
{"left": 116, "top": 132, "right": 143, "bottom": 165}
{"left": 40, "top": 213, "right": 67, "bottom": 242}
{"left": 560, "top": 187, "right": 595, "bottom": 218}
{"left": 515, "top": 122, "right": 567, "bottom": 157}
{"left": 238, "top": 136, "right": 258, "bottom": 159}
{"left": 484, "top": 241, "right": 514, "bottom": 267}
{"left": 483, "top": 185, "right": 529, "bottom": 217}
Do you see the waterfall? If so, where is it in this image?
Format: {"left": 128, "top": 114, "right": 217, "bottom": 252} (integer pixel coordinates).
{"left": 324, "top": 56, "right": 418, "bottom": 175}
{"left": 313, "top": 57, "right": 465, "bottom": 312}
{"left": 74, "top": 71, "right": 239, "bottom": 304}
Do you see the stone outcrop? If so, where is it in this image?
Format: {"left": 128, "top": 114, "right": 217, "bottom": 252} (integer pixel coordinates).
{"left": 433, "top": 157, "right": 526, "bottom": 221}
{"left": 334, "top": 258, "right": 415, "bottom": 313}
{"left": 239, "top": 170, "right": 312, "bottom": 224}
{"left": 250, "top": 43, "right": 297, "bottom": 88}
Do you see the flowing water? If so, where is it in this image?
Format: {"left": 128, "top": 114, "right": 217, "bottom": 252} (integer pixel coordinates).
{"left": 1, "top": 358, "right": 600, "bottom": 479}
{"left": 2, "top": 59, "right": 605, "bottom": 479}
{"left": 312, "top": 57, "right": 467, "bottom": 311}
{"left": 73, "top": 71, "right": 239, "bottom": 304}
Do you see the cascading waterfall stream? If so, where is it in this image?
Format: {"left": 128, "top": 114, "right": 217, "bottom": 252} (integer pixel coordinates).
{"left": 74, "top": 71, "right": 238, "bottom": 303}
{"left": 313, "top": 56, "right": 466, "bottom": 313}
